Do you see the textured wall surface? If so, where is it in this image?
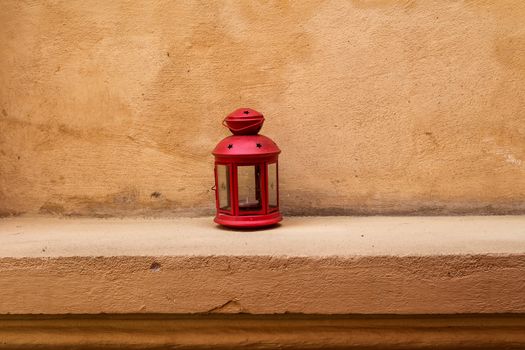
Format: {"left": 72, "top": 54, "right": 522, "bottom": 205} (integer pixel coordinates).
{"left": 1, "top": 0, "right": 524, "bottom": 217}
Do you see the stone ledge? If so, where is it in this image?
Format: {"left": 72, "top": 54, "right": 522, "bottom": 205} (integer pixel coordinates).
{"left": 0, "top": 216, "right": 524, "bottom": 315}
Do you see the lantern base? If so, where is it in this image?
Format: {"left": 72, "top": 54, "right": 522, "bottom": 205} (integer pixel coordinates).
{"left": 214, "top": 212, "right": 282, "bottom": 229}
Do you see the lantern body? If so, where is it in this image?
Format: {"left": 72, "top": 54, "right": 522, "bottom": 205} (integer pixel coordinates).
{"left": 212, "top": 108, "right": 282, "bottom": 228}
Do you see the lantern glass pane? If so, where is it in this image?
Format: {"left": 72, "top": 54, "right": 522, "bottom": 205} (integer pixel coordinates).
{"left": 237, "top": 165, "right": 262, "bottom": 212}
{"left": 217, "top": 165, "right": 231, "bottom": 211}
{"left": 268, "top": 163, "right": 278, "bottom": 209}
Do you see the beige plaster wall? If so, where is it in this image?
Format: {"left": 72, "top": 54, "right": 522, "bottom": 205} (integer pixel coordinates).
{"left": 0, "top": 0, "right": 524, "bottom": 217}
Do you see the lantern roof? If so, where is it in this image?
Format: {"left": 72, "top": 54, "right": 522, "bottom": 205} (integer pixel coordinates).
{"left": 223, "top": 108, "right": 265, "bottom": 135}
{"left": 212, "top": 134, "right": 280, "bottom": 157}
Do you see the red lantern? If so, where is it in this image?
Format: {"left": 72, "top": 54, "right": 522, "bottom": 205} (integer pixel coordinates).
{"left": 212, "top": 108, "right": 282, "bottom": 228}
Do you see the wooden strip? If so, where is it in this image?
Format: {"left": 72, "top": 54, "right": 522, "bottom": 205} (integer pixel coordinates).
{"left": 1, "top": 315, "right": 525, "bottom": 349}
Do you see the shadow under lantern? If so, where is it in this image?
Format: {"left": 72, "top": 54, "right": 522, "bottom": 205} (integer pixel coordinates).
{"left": 212, "top": 108, "right": 282, "bottom": 228}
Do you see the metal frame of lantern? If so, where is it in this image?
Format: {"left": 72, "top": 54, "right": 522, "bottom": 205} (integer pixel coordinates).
{"left": 212, "top": 108, "right": 282, "bottom": 228}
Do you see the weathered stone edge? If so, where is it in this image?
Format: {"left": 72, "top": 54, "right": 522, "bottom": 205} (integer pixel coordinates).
{"left": 1, "top": 254, "right": 524, "bottom": 315}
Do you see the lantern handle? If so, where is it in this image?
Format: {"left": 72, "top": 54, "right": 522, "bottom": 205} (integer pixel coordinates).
{"left": 222, "top": 118, "right": 264, "bottom": 132}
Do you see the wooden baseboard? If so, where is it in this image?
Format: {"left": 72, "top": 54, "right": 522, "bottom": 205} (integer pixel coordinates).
{"left": 1, "top": 314, "right": 525, "bottom": 349}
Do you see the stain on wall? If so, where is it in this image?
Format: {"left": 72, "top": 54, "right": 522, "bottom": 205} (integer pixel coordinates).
{"left": 0, "top": 1, "right": 524, "bottom": 217}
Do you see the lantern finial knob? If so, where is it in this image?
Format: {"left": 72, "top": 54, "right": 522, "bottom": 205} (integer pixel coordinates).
{"left": 223, "top": 108, "right": 265, "bottom": 135}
